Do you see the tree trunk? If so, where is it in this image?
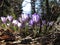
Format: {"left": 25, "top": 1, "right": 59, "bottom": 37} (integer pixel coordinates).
{"left": 0, "top": 0, "right": 3, "bottom": 17}
{"left": 46, "top": 0, "right": 50, "bottom": 21}
{"left": 31, "top": 0, "right": 35, "bottom": 14}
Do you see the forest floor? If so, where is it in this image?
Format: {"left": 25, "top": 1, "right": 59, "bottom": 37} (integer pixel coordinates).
{"left": 0, "top": 28, "right": 60, "bottom": 45}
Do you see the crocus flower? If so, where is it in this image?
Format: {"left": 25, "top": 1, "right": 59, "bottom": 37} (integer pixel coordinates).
{"left": 42, "top": 20, "right": 46, "bottom": 25}
{"left": 12, "top": 20, "right": 19, "bottom": 26}
{"left": 17, "top": 22, "right": 22, "bottom": 28}
{"left": 48, "top": 21, "right": 54, "bottom": 26}
{"left": 18, "top": 17, "right": 22, "bottom": 23}
{"left": 32, "top": 13, "right": 40, "bottom": 23}
{"left": 7, "top": 15, "right": 13, "bottom": 22}
{"left": 1, "top": 17, "right": 7, "bottom": 23}
{"left": 29, "top": 20, "right": 34, "bottom": 26}
{"left": 21, "top": 13, "right": 29, "bottom": 22}
{"left": 7, "top": 23, "right": 10, "bottom": 26}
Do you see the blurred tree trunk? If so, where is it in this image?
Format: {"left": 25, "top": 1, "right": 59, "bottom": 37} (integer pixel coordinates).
{"left": 0, "top": 0, "right": 3, "bottom": 17}
{"left": 0, "top": 7, "right": 3, "bottom": 17}
{"left": 45, "top": 0, "right": 50, "bottom": 21}
{"left": 31, "top": 0, "right": 35, "bottom": 14}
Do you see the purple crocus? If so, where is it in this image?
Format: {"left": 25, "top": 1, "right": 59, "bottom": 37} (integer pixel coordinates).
{"left": 42, "top": 20, "right": 46, "bottom": 25}
{"left": 7, "top": 23, "right": 10, "bottom": 26}
{"left": 1, "top": 17, "right": 7, "bottom": 23}
{"left": 48, "top": 21, "right": 54, "bottom": 26}
{"left": 32, "top": 13, "right": 40, "bottom": 23}
{"left": 17, "top": 22, "right": 22, "bottom": 28}
{"left": 18, "top": 17, "right": 22, "bottom": 23}
{"left": 21, "top": 13, "right": 29, "bottom": 22}
{"left": 12, "top": 20, "right": 19, "bottom": 26}
{"left": 7, "top": 15, "right": 13, "bottom": 22}
{"left": 29, "top": 19, "right": 34, "bottom": 26}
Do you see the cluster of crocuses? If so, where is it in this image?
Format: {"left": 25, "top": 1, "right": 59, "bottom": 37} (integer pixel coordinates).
{"left": 0, "top": 13, "right": 54, "bottom": 32}
{"left": 0, "top": 13, "right": 41, "bottom": 28}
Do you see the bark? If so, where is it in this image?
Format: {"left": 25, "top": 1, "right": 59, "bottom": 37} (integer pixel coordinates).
{"left": 31, "top": 0, "right": 35, "bottom": 14}
{"left": 46, "top": 0, "right": 50, "bottom": 21}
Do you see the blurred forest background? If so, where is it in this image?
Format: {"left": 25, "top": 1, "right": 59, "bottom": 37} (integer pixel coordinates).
{"left": 0, "top": 0, "right": 60, "bottom": 21}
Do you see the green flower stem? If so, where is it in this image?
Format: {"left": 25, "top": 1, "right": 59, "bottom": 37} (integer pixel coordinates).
{"left": 2, "top": 24, "right": 7, "bottom": 29}
{"left": 13, "top": 25, "right": 17, "bottom": 31}
{"left": 33, "top": 24, "right": 37, "bottom": 37}
{"left": 25, "top": 25, "right": 28, "bottom": 35}
{"left": 43, "top": 24, "right": 47, "bottom": 34}
{"left": 18, "top": 27, "right": 21, "bottom": 33}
